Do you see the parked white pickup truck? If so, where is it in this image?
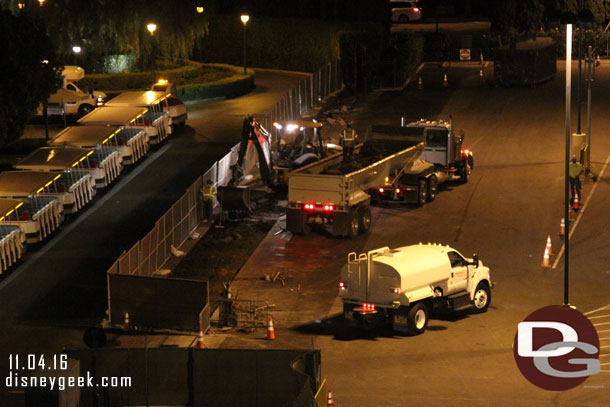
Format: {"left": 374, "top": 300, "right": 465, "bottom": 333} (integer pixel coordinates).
{"left": 41, "top": 65, "right": 106, "bottom": 116}
{"left": 340, "top": 243, "right": 493, "bottom": 335}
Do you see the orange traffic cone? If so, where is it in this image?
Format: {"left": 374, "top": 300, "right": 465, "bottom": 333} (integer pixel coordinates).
{"left": 443, "top": 73, "right": 449, "bottom": 87}
{"left": 418, "top": 76, "right": 423, "bottom": 90}
{"left": 267, "top": 316, "right": 276, "bottom": 340}
{"left": 573, "top": 193, "right": 580, "bottom": 210}
{"left": 327, "top": 389, "right": 335, "bottom": 407}
{"left": 596, "top": 55, "right": 601, "bottom": 67}
{"left": 122, "top": 312, "right": 130, "bottom": 331}
{"left": 545, "top": 235, "right": 553, "bottom": 256}
{"left": 569, "top": 206, "right": 574, "bottom": 221}
{"left": 196, "top": 329, "right": 205, "bottom": 349}
{"left": 559, "top": 218, "right": 565, "bottom": 236}
{"left": 542, "top": 247, "right": 550, "bottom": 267}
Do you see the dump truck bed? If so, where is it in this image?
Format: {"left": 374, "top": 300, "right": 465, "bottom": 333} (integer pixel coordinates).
{"left": 289, "top": 133, "right": 423, "bottom": 207}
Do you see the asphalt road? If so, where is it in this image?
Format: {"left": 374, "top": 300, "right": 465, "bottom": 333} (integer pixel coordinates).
{"left": 223, "top": 62, "right": 610, "bottom": 406}
{"left": 323, "top": 62, "right": 610, "bottom": 406}
{"left": 0, "top": 69, "right": 308, "bottom": 398}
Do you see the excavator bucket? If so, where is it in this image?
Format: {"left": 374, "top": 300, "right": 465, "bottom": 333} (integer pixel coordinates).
{"left": 218, "top": 185, "right": 253, "bottom": 215}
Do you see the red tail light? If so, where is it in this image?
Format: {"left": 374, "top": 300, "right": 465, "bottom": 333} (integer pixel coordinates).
{"left": 395, "top": 188, "right": 400, "bottom": 194}
{"left": 461, "top": 149, "right": 472, "bottom": 156}
{"left": 339, "top": 281, "right": 345, "bottom": 289}
{"left": 362, "top": 303, "right": 375, "bottom": 311}
{"left": 323, "top": 204, "right": 334, "bottom": 211}
{"left": 413, "top": 7, "right": 420, "bottom": 12}
{"left": 304, "top": 203, "right": 315, "bottom": 210}
{"left": 378, "top": 187, "right": 384, "bottom": 193}
{"left": 391, "top": 288, "right": 401, "bottom": 294}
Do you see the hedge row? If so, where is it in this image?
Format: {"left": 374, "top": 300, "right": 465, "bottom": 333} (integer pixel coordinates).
{"left": 180, "top": 64, "right": 255, "bottom": 101}
{"left": 78, "top": 60, "right": 223, "bottom": 91}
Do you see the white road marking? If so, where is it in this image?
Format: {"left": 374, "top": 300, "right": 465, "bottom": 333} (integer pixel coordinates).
{"left": 584, "top": 305, "right": 610, "bottom": 316}
{"left": 589, "top": 314, "right": 610, "bottom": 319}
{"left": 553, "top": 151, "right": 610, "bottom": 269}
{"left": 594, "top": 322, "right": 610, "bottom": 326}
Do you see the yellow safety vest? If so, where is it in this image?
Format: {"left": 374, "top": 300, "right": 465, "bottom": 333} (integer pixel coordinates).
{"left": 343, "top": 128, "right": 356, "bottom": 141}
{"left": 203, "top": 184, "right": 217, "bottom": 201}
{"left": 569, "top": 162, "right": 582, "bottom": 179}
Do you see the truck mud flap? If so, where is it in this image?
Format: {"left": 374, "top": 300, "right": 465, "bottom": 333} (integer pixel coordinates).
{"left": 286, "top": 208, "right": 307, "bottom": 234}
{"left": 218, "top": 186, "right": 253, "bottom": 215}
{"left": 392, "top": 306, "right": 409, "bottom": 333}
{"left": 332, "top": 212, "right": 349, "bottom": 237}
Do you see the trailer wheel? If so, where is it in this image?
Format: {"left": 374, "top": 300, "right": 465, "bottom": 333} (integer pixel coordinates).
{"left": 407, "top": 303, "right": 428, "bottom": 336}
{"left": 358, "top": 207, "right": 372, "bottom": 234}
{"left": 459, "top": 163, "right": 471, "bottom": 183}
{"left": 427, "top": 176, "right": 437, "bottom": 202}
{"left": 348, "top": 210, "right": 360, "bottom": 237}
{"left": 471, "top": 282, "right": 491, "bottom": 313}
{"left": 417, "top": 179, "right": 427, "bottom": 206}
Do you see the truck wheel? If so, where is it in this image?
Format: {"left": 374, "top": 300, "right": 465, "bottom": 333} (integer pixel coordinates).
{"left": 460, "top": 163, "right": 471, "bottom": 183}
{"left": 427, "top": 176, "right": 437, "bottom": 202}
{"left": 407, "top": 303, "right": 428, "bottom": 336}
{"left": 471, "top": 282, "right": 491, "bottom": 313}
{"left": 348, "top": 210, "right": 360, "bottom": 237}
{"left": 358, "top": 207, "right": 372, "bottom": 234}
{"left": 78, "top": 104, "right": 94, "bottom": 116}
{"left": 417, "top": 179, "right": 427, "bottom": 206}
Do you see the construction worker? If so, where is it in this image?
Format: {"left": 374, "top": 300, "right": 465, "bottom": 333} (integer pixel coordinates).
{"left": 341, "top": 123, "right": 358, "bottom": 163}
{"left": 569, "top": 156, "right": 583, "bottom": 203}
{"left": 202, "top": 179, "right": 217, "bottom": 224}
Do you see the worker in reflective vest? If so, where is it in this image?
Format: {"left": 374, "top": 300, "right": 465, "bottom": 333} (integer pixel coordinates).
{"left": 202, "top": 179, "right": 217, "bottom": 224}
{"left": 341, "top": 123, "right": 358, "bottom": 162}
{"left": 569, "top": 156, "right": 583, "bottom": 203}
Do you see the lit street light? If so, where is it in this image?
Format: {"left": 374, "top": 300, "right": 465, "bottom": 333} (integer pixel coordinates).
{"left": 147, "top": 23, "right": 157, "bottom": 83}
{"left": 241, "top": 15, "right": 249, "bottom": 75}
{"left": 72, "top": 45, "right": 81, "bottom": 65}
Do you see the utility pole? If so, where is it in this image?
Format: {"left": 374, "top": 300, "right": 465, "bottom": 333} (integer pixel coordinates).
{"left": 585, "top": 45, "right": 595, "bottom": 174}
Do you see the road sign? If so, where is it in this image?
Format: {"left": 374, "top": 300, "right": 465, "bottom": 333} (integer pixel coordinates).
{"left": 460, "top": 49, "right": 471, "bottom": 61}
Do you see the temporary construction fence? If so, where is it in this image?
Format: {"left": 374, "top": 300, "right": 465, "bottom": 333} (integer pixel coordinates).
{"left": 60, "top": 348, "right": 321, "bottom": 407}
{"left": 106, "top": 61, "right": 343, "bottom": 331}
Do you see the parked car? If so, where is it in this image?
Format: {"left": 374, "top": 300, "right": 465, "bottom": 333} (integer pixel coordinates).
{"left": 390, "top": 0, "right": 423, "bottom": 23}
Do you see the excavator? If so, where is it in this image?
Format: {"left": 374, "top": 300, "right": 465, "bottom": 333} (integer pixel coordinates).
{"left": 223, "top": 116, "right": 328, "bottom": 215}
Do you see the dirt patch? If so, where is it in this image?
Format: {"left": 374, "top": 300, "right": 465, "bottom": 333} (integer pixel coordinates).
{"left": 172, "top": 215, "right": 277, "bottom": 299}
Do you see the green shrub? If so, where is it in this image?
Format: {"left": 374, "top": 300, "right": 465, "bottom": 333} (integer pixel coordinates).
{"left": 78, "top": 60, "right": 230, "bottom": 91}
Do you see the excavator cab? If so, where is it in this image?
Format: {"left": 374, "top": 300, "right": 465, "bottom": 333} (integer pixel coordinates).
{"left": 272, "top": 121, "right": 325, "bottom": 168}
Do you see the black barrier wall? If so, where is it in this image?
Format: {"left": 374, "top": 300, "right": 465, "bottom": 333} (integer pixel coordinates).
{"left": 108, "top": 274, "right": 208, "bottom": 332}
{"left": 66, "top": 348, "right": 321, "bottom": 407}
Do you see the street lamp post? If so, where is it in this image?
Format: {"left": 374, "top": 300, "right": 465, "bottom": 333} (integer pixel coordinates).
{"left": 564, "top": 24, "right": 573, "bottom": 306}
{"left": 241, "top": 15, "right": 249, "bottom": 75}
{"left": 147, "top": 23, "right": 157, "bottom": 83}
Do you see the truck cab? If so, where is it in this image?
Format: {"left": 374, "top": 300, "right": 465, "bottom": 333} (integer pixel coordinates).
{"left": 340, "top": 244, "right": 493, "bottom": 335}
{"left": 406, "top": 118, "right": 473, "bottom": 182}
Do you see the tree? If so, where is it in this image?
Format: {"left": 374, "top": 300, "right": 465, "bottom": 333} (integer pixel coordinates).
{"left": 0, "top": 8, "right": 61, "bottom": 146}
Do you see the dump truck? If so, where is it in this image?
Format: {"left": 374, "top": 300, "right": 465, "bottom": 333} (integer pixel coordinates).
{"left": 370, "top": 117, "right": 473, "bottom": 205}
{"left": 287, "top": 129, "right": 424, "bottom": 237}
{"left": 339, "top": 244, "right": 493, "bottom": 335}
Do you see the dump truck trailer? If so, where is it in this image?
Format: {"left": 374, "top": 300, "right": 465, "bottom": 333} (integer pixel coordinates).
{"left": 287, "top": 131, "right": 424, "bottom": 237}
{"left": 340, "top": 244, "right": 493, "bottom": 335}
